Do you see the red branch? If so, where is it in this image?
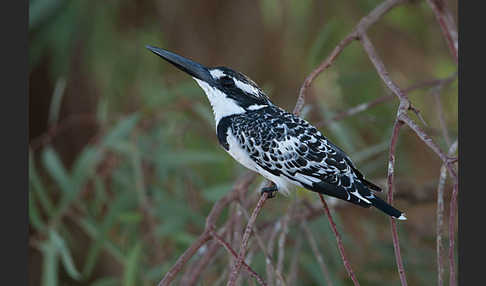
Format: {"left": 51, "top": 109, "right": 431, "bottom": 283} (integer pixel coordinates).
{"left": 446, "top": 141, "right": 458, "bottom": 286}
{"left": 182, "top": 241, "right": 221, "bottom": 286}
{"left": 211, "top": 231, "right": 267, "bottom": 286}
{"left": 319, "top": 194, "right": 360, "bottom": 286}
{"left": 158, "top": 232, "right": 212, "bottom": 286}
{"left": 157, "top": 173, "right": 256, "bottom": 286}
{"left": 318, "top": 75, "right": 457, "bottom": 127}
{"left": 386, "top": 119, "right": 408, "bottom": 286}
{"left": 294, "top": 0, "right": 407, "bottom": 116}
{"left": 448, "top": 181, "right": 458, "bottom": 286}
{"left": 156, "top": 0, "right": 458, "bottom": 285}
{"left": 295, "top": 1, "right": 410, "bottom": 285}
{"left": 437, "top": 139, "right": 458, "bottom": 286}
{"left": 227, "top": 193, "right": 269, "bottom": 286}
{"left": 425, "top": 0, "right": 458, "bottom": 63}
{"left": 436, "top": 160, "right": 447, "bottom": 286}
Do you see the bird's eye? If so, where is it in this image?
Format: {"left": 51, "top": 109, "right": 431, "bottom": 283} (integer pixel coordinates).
{"left": 220, "top": 76, "right": 234, "bottom": 87}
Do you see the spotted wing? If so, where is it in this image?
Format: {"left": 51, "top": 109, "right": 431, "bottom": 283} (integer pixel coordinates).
{"left": 230, "top": 106, "right": 379, "bottom": 205}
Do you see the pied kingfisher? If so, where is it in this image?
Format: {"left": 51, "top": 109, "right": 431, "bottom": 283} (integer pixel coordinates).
{"left": 146, "top": 45, "right": 406, "bottom": 220}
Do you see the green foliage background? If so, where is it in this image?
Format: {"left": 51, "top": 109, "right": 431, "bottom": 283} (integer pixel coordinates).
{"left": 29, "top": 0, "right": 457, "bottom": 285}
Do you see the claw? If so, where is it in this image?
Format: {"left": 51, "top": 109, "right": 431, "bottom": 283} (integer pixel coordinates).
{"left": 260, "top": 184, "right": 278, "bottom": 199}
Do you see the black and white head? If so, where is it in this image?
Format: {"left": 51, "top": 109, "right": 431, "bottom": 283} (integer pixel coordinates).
{"left": 146, "top": 45, "right": 272, "bottom": 124}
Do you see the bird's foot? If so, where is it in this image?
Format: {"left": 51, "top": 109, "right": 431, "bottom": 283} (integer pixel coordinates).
{"left": 260, "top": 184, "right": 278, "bottom": 199}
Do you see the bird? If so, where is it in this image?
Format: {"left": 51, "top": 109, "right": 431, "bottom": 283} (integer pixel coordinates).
{"left": 146, "top": 45, "right": 406, "bottom": 220}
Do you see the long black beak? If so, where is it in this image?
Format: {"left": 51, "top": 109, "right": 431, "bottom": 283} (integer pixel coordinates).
{"left": 146, "top": 45, "right": 213, "bottom": 83}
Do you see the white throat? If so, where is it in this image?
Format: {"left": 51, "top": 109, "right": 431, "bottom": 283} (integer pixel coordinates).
{"left": 193, "top": 78, "right": 245, "bottom": 125}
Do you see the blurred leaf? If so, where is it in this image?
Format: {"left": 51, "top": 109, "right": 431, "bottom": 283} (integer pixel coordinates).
{"left": 78, "top": 217, "right": 125, "bottom": 263}
{"left": 123, "top": 243, "right": 143, "bottom": 286}
{"left": 351, "top": 140, "right": 389, "bottom": 163}
{"left": 30, "top": 152, "right": 55, "bottom": 217}
{"left": 40, "top": 239, "right": 59, "bottom": 286}
{"left": 42, "top": 147, "right": 71, "bottom": 193}
{"left": 29, "top": 1, "right": 83, "bottom": 78}
{"left": 101, "top": 114, "right": 139, "bottom": 149}
{"left": 118, "top": 211, "right": 143, "bottom": 224}
{"left": 82, "top": 192, "right": 133, "bottom": 276}
{"left": 162, "top": 151, "right": 223, "bottom": 166}
{"left": 49, "top": 229, "right": 81, "bottom": 280}
{"left": 91, "top": 277, "right": 120, "bottom": 286}
{"left": 48, "top": 77, "right": 66, "bottom": 126}
{"left": 92, "top": 175, "right": 107, "bottom": 216}
{"left": 192, "top": 102, "right": 214, "bottom": 127}
{"left": 29, "top": 193, "right": 46, "bottom": 232}
{"left": 70, "top": 115, "right": 139, "bottom": 190}
{"left": 308, "top": 20, "right": 339, "bottom": 68}
{"left": 202, "top": 182, "right": 234, "bottom": 202}
{"left": 259, "top": 0, "right": 283, "bottom": 29}
{"left": 29, "top": 0, "right": 64, "bottom": 29}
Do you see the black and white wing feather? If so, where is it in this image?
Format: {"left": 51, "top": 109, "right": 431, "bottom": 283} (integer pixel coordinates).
{"left": 224, "top": 106, "right": 384, "bottom": 207}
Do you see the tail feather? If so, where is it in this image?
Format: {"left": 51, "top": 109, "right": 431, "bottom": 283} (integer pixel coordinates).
{"left": 369, "top": 195, "right": 407, "bottom": 220}
{"left": 311, "top": 180, "right": 406, "bottom": 220}
{"left": 362, "top": 178, "right": 382, "bottom": 192}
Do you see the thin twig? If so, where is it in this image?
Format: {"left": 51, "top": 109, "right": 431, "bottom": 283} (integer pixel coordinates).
{"left": 236, "top": 203, "right": 283, "bottom": 286}
{"left": 182, "top": 240, "right": 221, "bottom": 286}
{"left": 158, "top": 173, "right": 256, "bottom": 286}
{"left": 182, "top": 213, "right": 240, "bottom": 286}
{"left": 227, "top": 193, "right": 269, "bottom": 286}
{"left": 287, "top": 233, "right": 303, "bottom": 286}
{"left": 447, "top": 141, "right": 459, "bottom": 286}
{"left": 386, "top": 119, "right": 408, "bottom": 286}
{"left": 425, "top": 0, "right": 458, "bottom": 63}
{"left": 359, "top": 32, "right": 457, "bottom": 185}
{"left": 158, "top": 232, "right": 212, "bottom": 286}
{"left": 436, "top": 140, "right": 458, "bottom": 286}
{"left": 212, "top": 231, "right": 267, "bottom": 286}
{"left": 275, "top": 212, "right": 290, "bottom": 286}
{"left": 318, "top": 194, "right": 360, "bottom": 286}
{"left": 436, "top": 163, "right": 447, "bottom": 286}
{"left": 294, "top": 0, "right": 406, "bottom": 116}
{"left": 432, "top": 83, "right": 453, "bottom": 146}
{"left": 448, "top": 182, "right": 458, "bottom": 286}
{"left": 266, "top": 219, "right": 282, "bottom": 286}
{"left": 318, "top": 74, "right": 457, "bottom": 127}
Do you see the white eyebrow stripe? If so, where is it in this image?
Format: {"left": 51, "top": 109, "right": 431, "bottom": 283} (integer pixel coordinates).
{"left": 247, "top": 104, "right": 268, "bottom": 110}
{"left": 233, "top": 79, "right": 260, "bottom": 96}
{"left": 210, "top": 69, "right": 225, "bottom": 79}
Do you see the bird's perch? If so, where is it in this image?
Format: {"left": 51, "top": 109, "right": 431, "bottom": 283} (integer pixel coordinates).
{"left": 156, "top": 0, "right": 458, "bottom": 285}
